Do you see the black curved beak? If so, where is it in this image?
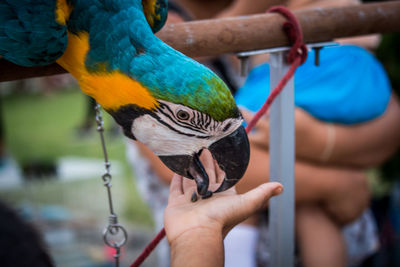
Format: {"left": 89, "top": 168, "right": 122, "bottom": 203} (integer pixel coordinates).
{"left": 158, "top": 125, "right": 250, "bottom": 197}
{"left": 209, "top": 125, "right": 250, "bottom": 193}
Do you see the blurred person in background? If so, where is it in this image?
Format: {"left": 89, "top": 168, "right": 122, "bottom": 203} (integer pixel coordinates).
{"left": 0, "top": 200, "right": 55, "bottom": 267}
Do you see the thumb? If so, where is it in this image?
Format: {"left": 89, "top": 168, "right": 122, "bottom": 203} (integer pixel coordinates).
{"left": 240, "top": 182, "right": 283, "bottom": 211}
{"left": 221, "top": 182, "right": 283, "bottom": 236}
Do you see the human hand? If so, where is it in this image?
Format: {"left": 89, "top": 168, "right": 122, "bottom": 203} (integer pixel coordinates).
{"left": 164, "top": 172, "right": 283, "bottom": 245}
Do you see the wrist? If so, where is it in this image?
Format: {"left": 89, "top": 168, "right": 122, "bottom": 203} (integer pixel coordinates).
{"left": 170, "top": 227, "right": 224, "bottom": 267}
{"left": 169, "top": 226, "right": 222, "bottom": 247}
{"left": 320, "top": 123, "right": 336, "bottom": 162}
{"left": 296, "top": 117, "right": 332, "bottom": 162}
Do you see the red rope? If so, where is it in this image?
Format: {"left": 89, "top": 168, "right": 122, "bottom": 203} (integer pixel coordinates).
{"left": 246, "top": 6, "right": 307, "bottom": 133}
{"left": 245, "top": 56, "right": 302, "bottom": 133}
{"left": 129, "top": 6, "right": 307, "bottom": 267}
{"left": 130, "top": 228, "right": 166, "bottom": 267}
{"left": 269, "top": 6, "right": 308, "bottom": 65}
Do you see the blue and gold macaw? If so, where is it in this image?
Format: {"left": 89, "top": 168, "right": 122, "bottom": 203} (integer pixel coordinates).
{"left": 0, "top": 0, "right": 249, "bottom": 197}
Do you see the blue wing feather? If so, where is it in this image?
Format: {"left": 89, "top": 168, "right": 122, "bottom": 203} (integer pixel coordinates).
{"left": 0, "top": 0, "right": 68, "bottom": 67}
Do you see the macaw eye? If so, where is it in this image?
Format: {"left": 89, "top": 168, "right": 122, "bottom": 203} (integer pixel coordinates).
{"left": 177, "top": 110, "right": 190, "bottom": 120}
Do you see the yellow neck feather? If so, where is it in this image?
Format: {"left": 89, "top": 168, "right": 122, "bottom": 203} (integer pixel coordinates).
{"left": 142, "top": 0, "right": 161, "bottom": 29}
{"left": 55, "top": 0, "right": 72, "bottom": 25}
{"left": 56, "top": 32, "right": 158, "bottom": 111}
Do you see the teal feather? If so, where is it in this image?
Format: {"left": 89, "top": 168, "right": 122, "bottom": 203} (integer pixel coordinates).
{"left": 0, "top": 1, "right": 68, "bottom": 66}
{"left": 68, "top": 0, "right": 237, "bottom": 120}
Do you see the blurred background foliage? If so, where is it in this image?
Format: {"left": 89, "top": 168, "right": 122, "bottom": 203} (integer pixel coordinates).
{"left": 1, "top": 86, "right": 152, "bottom": 225}
{"left": 0, "top": 82, "right": 155, "bottom": 266}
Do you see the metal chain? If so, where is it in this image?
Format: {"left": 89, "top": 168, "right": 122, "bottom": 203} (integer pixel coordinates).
{"left": 95, "top": 103, "right": 128, "bottom": 267}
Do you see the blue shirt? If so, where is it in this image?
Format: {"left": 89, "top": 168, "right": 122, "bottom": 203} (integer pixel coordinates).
{"left": 235, "top": 45, "right": 391, "bottom": 124}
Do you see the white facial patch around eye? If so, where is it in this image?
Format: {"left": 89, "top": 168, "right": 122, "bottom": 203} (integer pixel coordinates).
{"left": 156, "top": 100, "right": 242, "bottom": 136}
{"left": 132, "top": 114, "right": 213, "bottom": 156}
{"left": 132, "top": 100, "right": 244, "bottom": 156}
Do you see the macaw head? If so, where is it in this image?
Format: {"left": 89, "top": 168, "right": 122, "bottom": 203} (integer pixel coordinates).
{"left": 56, "top": 0, "right": 250, "bottom": 197}
{"left": 108, "top": 61, "right": 250, "bottom": 197}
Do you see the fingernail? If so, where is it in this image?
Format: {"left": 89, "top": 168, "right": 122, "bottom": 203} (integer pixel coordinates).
{"left": 273, "top": 186, "right": 283, "bottom": 195}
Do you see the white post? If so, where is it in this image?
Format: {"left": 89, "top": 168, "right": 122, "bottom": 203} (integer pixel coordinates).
{"left": 268, "top": 51, "right": 295, "bottom": 267}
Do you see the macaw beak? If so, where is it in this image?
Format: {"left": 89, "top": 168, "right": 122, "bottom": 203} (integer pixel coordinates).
{"left": 159, "top": 125, "right": 250, "bottom": 198}
{"left": 209, "top": 125, "right": 250, "bottom": 193}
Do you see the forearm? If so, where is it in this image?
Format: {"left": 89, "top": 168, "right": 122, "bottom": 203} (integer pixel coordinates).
{"left": 170, "top": 228, "right": 224, "bottom": 267}
{"left": 236, "top": 145, "right": 369, "bottom": 224}
{"left": 237, "top": 143, "right": 357, "bottom": 202}
{"left": 296, "top": 94, "right": 400, "bottom": 167}
{"left": 333, "top": 94, "right": 400, "bottom": 166}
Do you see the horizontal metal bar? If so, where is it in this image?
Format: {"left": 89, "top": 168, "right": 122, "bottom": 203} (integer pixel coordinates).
{"left": 236, "top": 41, "right": 337, "bottom": 57}
{"left": 1, "top": 1, "right": 399, "bottom": 82}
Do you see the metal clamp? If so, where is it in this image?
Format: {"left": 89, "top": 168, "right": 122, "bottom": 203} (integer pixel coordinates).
{"left": 236, "top": 41, "right": 338, "bottom": 76}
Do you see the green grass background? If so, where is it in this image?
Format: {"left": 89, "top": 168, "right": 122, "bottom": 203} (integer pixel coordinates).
{"left": 0, "top": 85, "right": 153, "bottom": 226}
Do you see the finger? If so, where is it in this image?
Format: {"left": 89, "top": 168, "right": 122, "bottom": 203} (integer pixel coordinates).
{"left": 182, "top": 176, "right": 196, "bottom": 193}
{"left": 200, "top": 150, "right": 217, "bottom": 184}
{"left": 241, "top": 182, "right": 283, "bottom": 211}
{"left": 233, "top": 182, "right": 283, "bottom": 218}
{"left": 179, "top": 178, "right": 198, "bottom": 201}
{"left": 169, "top": 174, "right": 184, "bottom": 198}
{"left": 221, "top": 183, "right": 283, "bottom": 235}
{"left": 214, "top": 159, "right": 225, "bottom": 184}
{"left": 248, "top": 115, "right": 270, "bottom": 148}
{"left": 239, "top": 108, "right": 254, "bottom": 123}
{"left": 240, "top": 108, "right": 270, "bottom": 135}
{"left": 249, "top": 132, "right": 270, "bottom": 149}
{"left": 249, "top": 113, "right": 269, "bottom": 134}
{"left": 262, "top": 110, "right": 270, "bottom": 119}
{"left": 255, "top": 114, "right": 270, "bottom": 128}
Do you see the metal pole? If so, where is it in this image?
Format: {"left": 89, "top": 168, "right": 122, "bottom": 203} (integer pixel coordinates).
{"left": 269, "top": 51, "right": 295, "bottom": 267}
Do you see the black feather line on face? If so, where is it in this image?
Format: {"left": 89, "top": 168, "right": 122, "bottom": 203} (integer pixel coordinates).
{"left": 153, "top": 108, "right": 211, "bottom": 139}
{"left": 108, "top": 104, "right": 151, "bottom": 140}
{"left": 109, "top": 104, "right": 211, "bottom": 140}
{"left": 158, "top": 107, "right": 207, "bottom": 135}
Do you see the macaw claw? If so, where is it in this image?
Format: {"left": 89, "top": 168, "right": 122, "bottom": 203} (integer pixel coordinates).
{"left": 201, "top": 190, "right": 213, "bottom": 199}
